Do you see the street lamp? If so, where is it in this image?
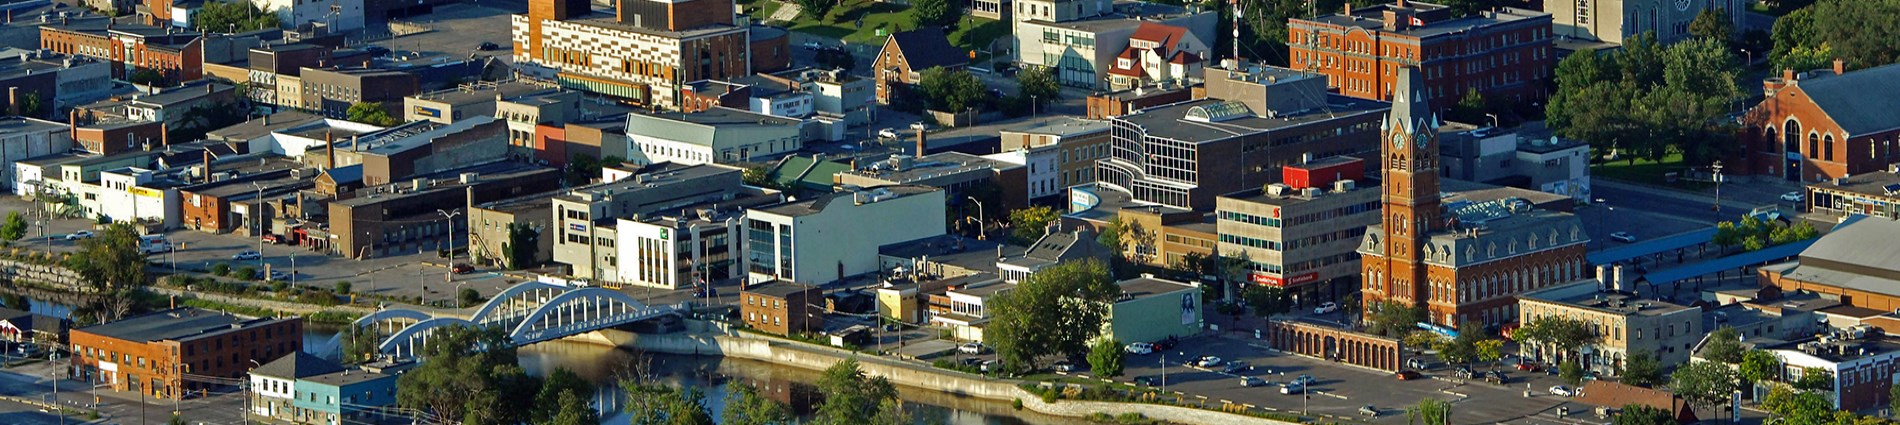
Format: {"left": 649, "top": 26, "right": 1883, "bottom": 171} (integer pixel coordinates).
{"left": 1483, "top": 113, "right": 1500, "bottom": 129}
{"left": 1712, "top": 161, "right": 1725, "bottom": 214}
{"left": 250, "top": 182, "right": 266, "bottom": 273}
{"left": 437, "top": 209, "right": 461, "bottom": 284}
{"left": 965, "top": 196, "right": 985, "bottom": 241}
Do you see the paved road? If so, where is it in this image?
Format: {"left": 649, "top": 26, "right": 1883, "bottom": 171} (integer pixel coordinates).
{"left": 0, "top": 361, "right": 247, "bottom": 425}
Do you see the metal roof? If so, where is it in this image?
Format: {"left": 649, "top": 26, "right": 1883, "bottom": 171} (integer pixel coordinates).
{"left": 1587, "top": 227, "right": 1718, "bottom": 265}
{"left": 1641, "top": 239, "right": 1815, "bottom": 285}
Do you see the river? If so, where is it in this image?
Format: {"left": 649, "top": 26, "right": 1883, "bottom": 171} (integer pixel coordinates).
{"left": 40, "top": 298, "right": 1086, "bottom": 425}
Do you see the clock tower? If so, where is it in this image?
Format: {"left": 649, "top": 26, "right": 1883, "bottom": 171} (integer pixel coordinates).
{"left": 1364, "top": 66, "right": 1441, "bottom": 313}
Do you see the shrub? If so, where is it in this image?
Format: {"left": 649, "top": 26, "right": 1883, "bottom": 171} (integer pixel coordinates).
{"left": 210, "top": 263, "right": 230, "bottom": 276}
{"left": 234, "top": 267, "right": 256, "bottom": 281}
{"left": 333, "top": 281, "right": 352, "bottom": 294}
{"left": 270, "top": 281, "right": 288, "bottom": 292}
{"left": 1012, "top": 398, "right": 1023, "bottom": 410}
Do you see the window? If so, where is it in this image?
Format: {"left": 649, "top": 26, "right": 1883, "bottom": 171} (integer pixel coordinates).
{"left": 1824, "top": 134, "right": 1835, "bottom": 161}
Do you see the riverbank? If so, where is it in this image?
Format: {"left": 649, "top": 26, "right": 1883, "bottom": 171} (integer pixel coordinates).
{"left": 565, "top": 320, "right": 1301, "bottom": 425}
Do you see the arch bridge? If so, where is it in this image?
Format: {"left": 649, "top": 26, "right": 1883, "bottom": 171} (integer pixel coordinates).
{"left": 351, "top": 282, "right": 680, "bottom": 358}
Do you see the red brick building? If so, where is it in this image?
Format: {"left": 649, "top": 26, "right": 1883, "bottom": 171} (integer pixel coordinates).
{"left": 68, "top": 308, "right": 303, "bottom": 398}
{"left": 40, "top": 20, "right": 204, "bottom": 84}
{"left": 1288, "top": 1, "right": 1552, "bottom": 111}
{"left": 1358, "top": 68, "right": 1588, "bottom": 329}
{"left": 873, "top": 27, "right": 966, "bottom": 106}
{"left": 1735, "top": 63, "right": 1900, "bottom": 182}
{"left": 741, "top": 281, "right": 822, "bottom": 336}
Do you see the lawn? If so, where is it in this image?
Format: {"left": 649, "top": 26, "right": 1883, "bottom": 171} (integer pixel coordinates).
{"left": 1591, "top": 152, "right": 1715, "bottom": 189}
{"left": 761, "top": 0, "right": 1008, "bottom": 51}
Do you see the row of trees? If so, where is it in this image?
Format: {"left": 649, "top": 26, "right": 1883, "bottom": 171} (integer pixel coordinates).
{"left": 1769, "top": 0, "right": 1900, "bottom": 73}
{"left": 394, "top": 325, "right": 595, "bottom": 425}
{"left": 623, "top": 357, "right": 905, "bottom": 425}
{"left": 914, "top": 66, "right": 1060, "bottom": 116}
{"left": 1546, "top": 33, "right": 1743, "bottom": 167}
{"left": 1713, "top": 216, "right": 1819, "bottom": 252}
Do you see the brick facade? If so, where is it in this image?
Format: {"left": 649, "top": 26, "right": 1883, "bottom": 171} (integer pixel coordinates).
{"left": 741, "top": 283, "right": 821, "bottom": 336}
{"left": 68, "top": 309, "right": 303, "bottom": 398}
{"left": 513, "top": 0, "right": 750, "bottom": 109}
{"left": 1735, "top": 67, "right": 1900, "bottom": 182}
{"left": 1263, "top": 320, "right": 1403, "bottom": 371}
{"left": 1288, "top": 3, "right": 1552, "bottom": 112}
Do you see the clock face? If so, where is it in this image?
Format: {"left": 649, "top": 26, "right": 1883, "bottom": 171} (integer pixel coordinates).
{"left": 1415, "top": 133, "right": 1430, "bottom": 148}
{"left": 1674, "top": 0, "right": 1691, "bottom": 11}
{"left": 1391, "top": 134, "right": 1406, "bottom": 150}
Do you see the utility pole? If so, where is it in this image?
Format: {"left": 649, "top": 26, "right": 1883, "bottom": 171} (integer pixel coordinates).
{"left": 439, "top": 209, "right": 461, "bottom": 287}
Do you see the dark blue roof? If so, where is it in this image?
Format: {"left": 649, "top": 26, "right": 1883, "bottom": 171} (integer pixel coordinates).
{"left": 1587, "top": 227, "right": 1717, "bottom": 265}
{"left": 323, "top": 164, "right": 363, "bottom": 185}
{"left": 1638, "top": 239, "right": 1815, "bottom": 285}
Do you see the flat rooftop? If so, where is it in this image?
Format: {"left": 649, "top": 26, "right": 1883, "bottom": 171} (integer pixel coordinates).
{"left": 879, "top": 234, "right": 1022, "bottom": 276}
{"left": 1117, "top": 277, "right": 1194, "bottom": 300}
{"left": 1000, "top": 116, "right": 1110, "bottom": 136}
{"left": 301, "top": 369, "right": 392, "bottom": 387}
{"left": 205, "top": 111, "right": 327, "bottom": 142}
{"left": 842, "top": 152, "right": 1020, "bottom": 183}
{"left": 1521, "top": 283, "right": 1696, "bottom": 317}
{"left": 408, "top": 81, "right": 558, "bottom": 106}
{"left": 77, "top": 308, "right": 277, "bottom": 342}
{"left": 1023, "top": 0, "right": 1201, "bottom": 33}
{"left": 554, "top": 163, "right": 736, "bottom": 204}
{"left": 1117, "top": 96, "right": 1387, "bottom": 143}
{"left": 359, "top": 117, "right": 493, "bottom": 156}
{"left": 561, "top": 9, "right": 747, "bottom": 39}
{"left": 1763, "top": 335, "right": 1900, "bottom": 363}
{"left": 754, "top": 185, "right": 939, "bottom": 217}
{"left": 1809, "top": 171, "right": 1900, "bottom": 199}
{"left": 0, "top": 117, "right": 68, "bottom": 135}
{"left": 1296, "top": 4, "right": 1549, "bottom": 38}
{"left": 746, "top": 281, "right": 820, "bottom": 298}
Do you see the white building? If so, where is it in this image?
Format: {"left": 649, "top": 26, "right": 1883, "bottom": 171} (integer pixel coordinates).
{"left": 0, "top": 118, "right": 77, "bottom": 194}
{"left": 251, "top": 0, "right": 366, "bottom": 32}
{"left": 611, "top": 194, "right": 781, "bottom": 289}
{"left": 624, "top": 107, "right": 804, "bottom": 166}
{"left": 750, "top": 91, "right": 813, "bottom": 118}
{"left": 983, "top": 147, "right": 1061, "bottom": 200}
{"left": 92, "top": 167, "right": 183, "bottom": 228}
{"left": 807, "top": 72, "right": 873, "bottom": 127}
{"left": 745, "top": 185, "right": 946, "bottom": 285}
{"left": 1012, "top": 0, "right": 1216, "bottom": 88}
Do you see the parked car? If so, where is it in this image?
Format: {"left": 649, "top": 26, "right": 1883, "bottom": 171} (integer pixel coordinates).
{"left": 877, "top": 128, "right": 898, "bottom": 139}
{"left": 1781, "top": 191, "right": 1806, "bottom": 202}
{"left": 1222, "top": 361, "right": 1251, "bottom": 374}
{"left": 1486, "top": 370, "right": 1509, "bottom": 384}
{"left": 1394, "top": 370, "right": 1421, "bottom": 380}
{"left": 1609, "top": 232, "right": 1637, "bottom": 243}
{"left": 1240, "top": 376, "right": 1266, "bottom": 387}
{"left": 477, "top": 41, "right": 500, "bottom": 51}
{"left": 1405, "top": 357, "right": 1431, "bottom": 370}
{"left": 958, "top": 342, "right": 986, "bottom": 355}
{"left": 1053, "top": 360, "right": 1075, "bottom": 372}
{"left": 261, "top": 234, "right": 281, "bottom": 244}
{"left": 1279, "top": 382, "right": 1305, "bottom": 394}
{"left": 1291, "top": 374, "right": 1316, "bottom": 386}
{"left": 232, "top": 250, "right": 262, "bottom": 261}
{"left": 1194, "top": 356, "right": 1223, "bottom": 367}
{"left": 1153, "top": 336, "right": 1179, "bottom": 351}
{"left": 1549, "top": 385, "right": 1574, "bottom": 397}
{"left": 1515, "top": 361, "right": 1540, "bottom": 372}
{"left": 979, "top": 360, "right": 999, "bottom": 373}
{"left": 1313, "top": 301, "right": 1339, "bottom": 315}
{"left": 365, "top": 46, "right": 391, "bottom": 56}
{"left": 1133, "top": 376, "right": 1159, "bottom": 386}
{"left": 1359, "top": 405, "right": 1379, "bottom": 417}
{"left": 1454, "top": 366, "right": 1476, "bottom": 379}
{"left": 14, "top": 343, "right": 41, "bottom": 357}
{"left": 451, "top": 263, "right": 475, "bottom": 274}
{"left": 1124, "top": 342, "right": 1155, "bottom": 355}
{"left": 64, "top": 230, "right": 93, "bottom": 240}
{"left": 802, "top": 41, "right": 823, "bottom": 50}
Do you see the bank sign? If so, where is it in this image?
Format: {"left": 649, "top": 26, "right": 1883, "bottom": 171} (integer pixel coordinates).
{"left": 1250, "top": 271, "right": 1319, "bottom": 287}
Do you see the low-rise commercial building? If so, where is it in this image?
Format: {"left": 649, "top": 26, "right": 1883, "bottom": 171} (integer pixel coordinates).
{"left": 1518, "top": 279, "right": 1703, "bottom": 375}
{"left": 403, "top": 81, "right": 559, "bottom": 125}
{"left": 836, "top": 152, "right": 1029, "bottom": 210}
{"left": 70, "top": 308, "right": 303, "bottom": 398}
{"left": 1217, "top": 156, "right": 1381, "bottom": 303}
{"left": 1105, "top": 276, "right": 1201, "bottom": 344}
{"left": 0, "top": 117, "right": 77, "bottom": 194}
{"left": 1759, "top": 216, "right": 1900, "bottom": 312}
{"left": 324, "top": 163, "right": 560, "bottom": 259}
{"left": 1439, "top": 122, "right": 1593, "bottom": 202}
{"left": 1804, "top": 171, "right": 1900, "bottom": 220}
{"left": 297, "top": 67, "right": 419, "bottom": 119}
{"left": 745, "top": 185, "right": 946, "bottom": 285}
{"left": 40, "top": 19, "right": 206, "bottom": 84}
{"left": 624, "top": 107, "right": 804, "bottom": 166}
{"left": 999, "top": 116, "right": 1110, "bottom": 190}
{"left": 997, "top": 228, "right": 1112, "bottom": 283}
{"left": 353, "top": 117, "right": 510, "bottom": 186}
{"left": 612, "top": 188, "right": 780, "bottom": 289}
{"left": 1755, "top": 333, "right": 1900, "bottom": 412}
{"left": 550, "top": 163, "right": 754, "bottom": 282}
{"left": 248, "top": 352, "right": 397, "bottom": 425}
{"left": 177, "top": 158, "right": 311, "bottom": 234}
{"left": 0, "top": 52, "right": 112, "bottom": 114}
{"left": 741, "top": 281, "right": 823, "bottom": 336}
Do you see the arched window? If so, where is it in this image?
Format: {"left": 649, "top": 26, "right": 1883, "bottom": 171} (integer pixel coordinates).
{"left": 1824, "top": 134, "right": 1835, "bottom": 161}
{"left": 1784, "top": 119, "right": 1802, "bottom": 155}
{"left": 1764, "top": 126, "right": 1776, "bottom": 152}
{"left": 1809, "top": 132, "right": 1820, "bottom": 159}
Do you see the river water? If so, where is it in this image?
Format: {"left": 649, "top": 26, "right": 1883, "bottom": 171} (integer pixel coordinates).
{"left": 39, "top": 298, "right": 1084, "bottom": 425}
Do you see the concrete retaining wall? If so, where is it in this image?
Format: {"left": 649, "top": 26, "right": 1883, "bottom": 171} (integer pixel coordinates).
{"left": 570, "top": 324, "right": 1298, "bottom": 425}
{"left": 0, "top": 258, "right": 87, "bottom": 291}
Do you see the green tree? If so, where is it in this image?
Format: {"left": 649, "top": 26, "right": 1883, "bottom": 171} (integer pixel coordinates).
{"left": 1365, "top": 299, "right": 1423, "bottom": 336}
{"left": 195, "top": 0, "right": 281, "bottom": 32}
{"left": 345, "top": 102, "right": 399, "bottom": 126}
{"left": 623, "top": 383, "right": 715, "bottom": 425}
{"left": 814, "top": 358, "right": 901, "bottom": 425}
{"left": 1712, "top": 221, "right": 1741, "bottom": 252}
{"left": 168, "top": 414, "right": 187, "bottom": 425}
{"left": 1088, "top": 337, "right": 1125, "bottom": 378}
{"left": 1703, "top": 326, "right": 1745, "bottom": 363}
{"left": 911, "top": 0, "right": 958, "bottom": 27}
{"left": 1406, "top": 397, "right": 1451, "bottom": 425}
{"left": 1239, "top": 283, "right": 1290, "bottom": 325}
{"left": 1808, "top": 0, "right": 1900, "bottom": 72}
{"left": 339, "top": 326, "right": 380, "bottom": 364}
{"left": 1450, "top": 88, "right": 1488, "bottom": 125}
{"left": 18, "top": 92, "right": 42, "bottom": 118}
{"left": 1016, "top": 66, "right": 1060, "bottom": 105}
{"left": 722, "top": 382, "right": 792, "bottom": 425}
{"left": 1433, "top": 322, "right": 1486, "bottom": 366}
{"left": 1738, "top": 349, "right": 1780, "bottom": 386}
{"left": 1547, "top": 32, "right": 1742, "bottom": 167}
{"left": 1620, "top": 351, "right": 1663, "bottom": 388}
{"left": 1794, "top": 367, "right": 1833, "bottom": 392}
{"left": 1762, "top": 384, "right": 1833, "bottom": 425}
{"left": 548, "top": 389, "right": 600, "bottom": 425}
{"left": 396, "top": 325, "right": 539, "bottom": 424}
{"left": 1096, "top": 216, "right": 1126, "bottom": 254}
{"left": 565, "top": 154, "right": 601, "bottom": 186}
{"left": 1402, "top": 331, "right": 1444, "bottom": 353}
{"left": 743, "top": 166, "right": 781, "bottom": 189}
{"left": 458, "top": 287, "right": 483, "bottom": 308}
{"left": 792, "top": 0, "right": 839, "bottom": 21}
{"left": 1559, "top": 360, "right": 1585, "bottom": 387}
{"left": 1670, "top": 360, "right": 1740, "bottom": 414}
{"left": 1613, "top": 404, "right": 1677, "bottom": 425}
{"left": 504, "top": 223, "right": 541, "bottom": 270}
{"left": 1007, "top": 206, "right": 1058, "bottom": 244}
{"left": 984, "top": 260, "right": 1120, "bottom": 372}
{"left": 129, "top": 69, "right": 166, "bottom": 86}
{"left": 1688, "top": 7, "right": 1733, "bottom": 45}
{"left": 0, "top": 211, "right": 25, "bottom": 242}
{"left": 333, "top": 281, "right": 353, "bottom": 294}
{"left": 1890, "top": 384, "right": 1900, "bottom": 418}
{"left": 533, "top": 368, "right": 593, "bottom": 423}
{"left": 917, "top": 67, "right": 984, "bottom": 112}
{"left": 1514, "top": 316, "right": 1601, "bottom": 363}
{"left": 64, "top": 223, "right": 146, "bottom": 324}
{"left": 1769, "top": 6, "right": 1819, "bottom": 70}
{"left": 1474, "top": 339, "right": 1505, "bottom": 367}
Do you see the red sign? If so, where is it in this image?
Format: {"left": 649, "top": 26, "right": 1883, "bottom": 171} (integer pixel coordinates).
{"left": 1250, "top": 272, "right": 1320, "bottom": 287}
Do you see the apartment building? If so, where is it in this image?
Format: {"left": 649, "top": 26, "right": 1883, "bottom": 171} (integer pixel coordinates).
{"left": 1518, "top": 280, "right": 1704, "bottom": 375}
{"left": 1011, "top": 0, "right": 1215, "bottom": 88}
{"left": 741, "top": 281, "right": 823, "bottom": 336}
{"left": 1288, "top": 1, "right": 1553, "bottom": 110}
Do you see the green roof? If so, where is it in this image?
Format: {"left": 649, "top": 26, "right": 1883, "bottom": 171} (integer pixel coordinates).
{"left": 766, "top": 156, "right": 850, "bottom": 192}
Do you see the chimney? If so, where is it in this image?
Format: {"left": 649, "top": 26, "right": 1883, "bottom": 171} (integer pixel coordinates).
{"left": 202, "top": 150, "right": 211, "bottom": 183}
{"left": 68, "top": 109, "right": 76, "bottom": 141}
{"left": 326, "top": 130, "right": 336, "bottom": 170}
{"left": 161, "top": 124, "right": 169, "bottom": 146}
{"left": 7, "top": 87, "right": 16, "bottom": 116}
{"left": 915, "top": 129, "right": 928, "bottom": 157}
{"left": 1343, "top": 2, "right": 1352, "bottom": 15}
{"left": 1833, "top": 59, "right": 1845, "bottom": 75}
{"left": 263, "top": 114, "right": 270, "bottom": 125}
{"left": 1783, "top": 68, "right": 1796, "bottom": 81}
{"left": 1383, "top": 9, "right": 1411, "bottom": 31}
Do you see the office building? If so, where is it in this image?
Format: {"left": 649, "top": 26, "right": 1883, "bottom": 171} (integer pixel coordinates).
{"left": 745, "top": 185, "right": 946, "bottom": 285}
{"left": 741, "top": 281, "right": 823, "bottom": 336}
{"left": 1518, "top": 280, "right": 1703, "bottom": 375}
{"left": 1216, "top": 156, "right": 1382, "bottom": 303}
{"left": 1288, "top": 1, "right": 1553, "bottom": 110}
{"left": 999, "top": 116, "right": 1111, "bottom": 190}
{"left": 1095, "top": 64, "right": 1387, "bottom": 210}
{"left": 549, "top": 163, "right": 754, "bottom": 282}
{"left": 511, "top": 0, "right": 749, "bottom": 109}
{"left": 69, "top": 308, "right": 303, "bottom": 398}
{"left": 1804, "top": 171, "right": 1900, "bottom": 220}
{"left": 1357, "top": 67, "right": 1589, "bottom": 329}
{"left": 322, "top": 163, "right": 561, "bottom": 259}
{"left": 611, "top": 187, "right": 779, "bottom": 289}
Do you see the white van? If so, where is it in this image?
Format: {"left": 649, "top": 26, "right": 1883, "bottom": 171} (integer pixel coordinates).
{"left": 138, "top": 234, "right": 172, "bottom": 254}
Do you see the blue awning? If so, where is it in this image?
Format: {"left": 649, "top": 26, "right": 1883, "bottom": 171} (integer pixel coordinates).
{"left": 1638, "top": 239, "right": 1815, "bottom": 285}
{"left": 1587, "top": 227, "right": 1717, "bottom": 265}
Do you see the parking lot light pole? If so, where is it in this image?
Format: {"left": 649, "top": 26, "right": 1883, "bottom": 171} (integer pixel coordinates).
{"left": 251, "top": 182, "right": 267, "bottom": 273}
{"left": 438, "top": 209, "right": 461, "bottom": 284}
